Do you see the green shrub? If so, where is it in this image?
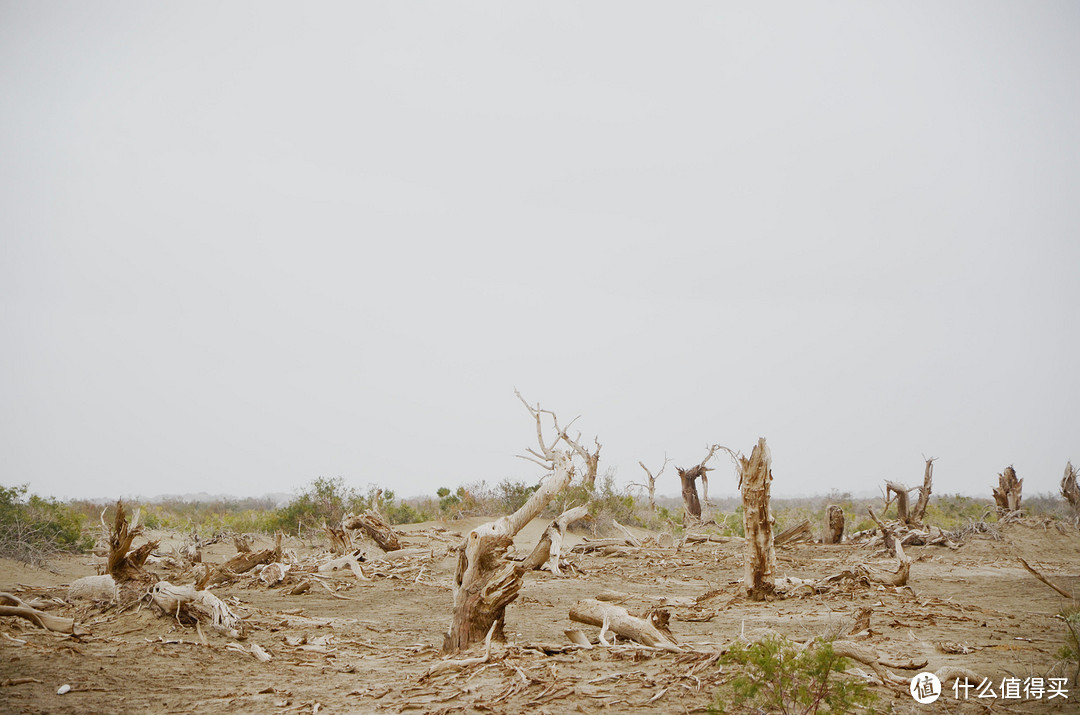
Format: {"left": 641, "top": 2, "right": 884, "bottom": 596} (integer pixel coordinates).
{"left": 1058, "top": 603, "right": 1080, "bottom": 685}
{"left": 0, "top": 484, "right": 93, "bottom": 566}
{"left": 709, "top": 635, "right": 876, "bottom": 714}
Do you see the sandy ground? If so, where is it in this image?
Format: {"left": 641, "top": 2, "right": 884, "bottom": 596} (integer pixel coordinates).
{"left": 1, "top": 517, "right": 1078, "bottom": 714}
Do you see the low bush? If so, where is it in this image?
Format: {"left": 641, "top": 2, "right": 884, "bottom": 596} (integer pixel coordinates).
{"left": 0, "top": 484, "right": 93, "bottom": 567}
{"left": 709, "top": 635, "right": 876, "bottom": 714}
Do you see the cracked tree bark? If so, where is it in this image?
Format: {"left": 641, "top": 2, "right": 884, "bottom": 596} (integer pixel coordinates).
{"left": 739, "top": 438, "right": 775, "bottom": 600}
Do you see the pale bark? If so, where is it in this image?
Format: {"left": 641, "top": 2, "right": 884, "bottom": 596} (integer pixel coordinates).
{"left": 523, "top": 505, "right": 589, "bottom": 575}
{"left": 443, "top": 391, "right": 580, "bottom": 653}
{"left": 568, "top": 598, "right": 679, "bottom": 651}
{"left": 739, "top": 438, "right": 775, "bottom": 600}
{"left": 0, "top": 593, "right": 79, "bottom": 634}
{"left": 150, "top": 581, "right": 244, "bottom": 639}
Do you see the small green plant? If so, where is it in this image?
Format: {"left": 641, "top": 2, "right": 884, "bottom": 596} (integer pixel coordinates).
{"left": 709, "top": 635, "right": 876, "bottom": 714}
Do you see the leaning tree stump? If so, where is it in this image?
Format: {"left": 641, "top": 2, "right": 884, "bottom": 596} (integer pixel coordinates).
{"left": 739, "top": 438, "right": 775, "bottom": 600}
{"left": 1061, "top": 461, "right": 1080, "bottom": 514}
{"left": 343, "top": 511, "right": 401, "bottom": 552}
{"left": 993, "top": 465, "right": 1023, "bottom": 514}
{"left": 824, "top": 505, "right": 845, "bottom": 544}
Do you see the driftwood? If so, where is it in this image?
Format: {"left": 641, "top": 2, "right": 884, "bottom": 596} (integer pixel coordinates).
{"left": 443, "top": 392, "right": 580, "bottom": 653}
{"left": 993, "top": 465, "right": 1023, "bottom": 514}
{"left": 207, "top": 535, "right": 282, "bottom": 587}
{"left": 824, "top": 505, "right": 844, "bottom": 544}
{"left": 150, "top": 581, "right": 244, "bottom": 639}
{"left": 774, "top": 519, "right": 812, "bottom": 547}
{"left": 343, "top": 511, "right": 401, "bottom": 552}
{"left": 676, "top": 445, "right": 720, "bottom": 523}
{"left": 232, "top": 534, "right": 253, "bottom": 553}
{"left": 739, "top": 438, "right": 775, "bottom": 600}
{"left": 568, "top": 598, "right": 679, "bottom": 651}
{"left": 0, "top": 593, "right": 80, "bottom": 634}
{"left": 1061, "top": 461, "right": 1080, "bottom": 513}
{"left": 1016, "top": 556, "right": 1074, "bottom": 599}
{"left": 523, "top": 505, "right": 589, "bottom": 575}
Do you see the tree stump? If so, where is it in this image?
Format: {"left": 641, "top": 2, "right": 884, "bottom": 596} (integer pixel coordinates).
{"left": 1061, "top": 461, "right": 1080, "bottom": 514}
{"left": 993, "top": 465, "right": 1023, "bottom": 514}
{"left": 343, "top": 511, "right": 401, "bottom": 552}
{"left": 824, "top": 505, "right": 845, "bottom": 544}
{"left": 740, "top": 438, "right": 775, "bottom": 600}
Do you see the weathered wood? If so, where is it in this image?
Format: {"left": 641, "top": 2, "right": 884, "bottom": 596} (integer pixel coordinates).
{"left": 632, "top": 457, "right": 668, "bottom": 511}
{"left": 0, "top": 593, "right": 79, "bottom": 634}
{"left": 1017, "top": 556, "right": 1074, "bottom": 599}
{"left": 523, "top": 505, "right": 589, "bottom": 575}
{"left": 343, "top": 511, "right": 401, "bottom": 552}
{"left": 911, "top": 457, "right": 935, "bottom": 524}
{"left": 1061, "top": 461, "right": 1080, "bottom": 513}
{"left": 885, "top": 481, "right": 913, "bottom": 525}
{"left": 443, "top": 391, "right": 579, "bottom": 654}
{"left": 568, "top": 598, "right": 679, "bottom": 651}
{"left": 739, "top": 438, "right": 775, "bottom": 600}
{"left": 774, "top": 519, "right": 812, "bottom": 547}
{"left": 104, "top": 502, "right": 158, "bottom": 583}
{"left": 150, "top": 581, "right": 244, "bottom": 639}
{"left": 993, "top": 465, "right": 1023, "bottom": 513}
{"left": 824, "top": 505, "right": 844, "bottom": 544}
{"left": 676, "top": 445, "right": 719, "bottom": 523}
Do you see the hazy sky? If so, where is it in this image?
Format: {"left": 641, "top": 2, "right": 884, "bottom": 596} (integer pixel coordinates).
{"left": 2, "top": 2, "right": 1078, "bottom": 502}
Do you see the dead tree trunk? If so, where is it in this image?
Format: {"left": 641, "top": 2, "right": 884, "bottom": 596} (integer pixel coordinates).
{"left": 523, "top": 505, "right": 590, "bottom": 575}
{"left": 739, "top": 438, "right": 775, "bottom": 600}
{"left": 632, "top": 456, "right": 668, "bottom": 511}
{"left": 884, "top": 482, "right": 913, "bottom": 525}
{"left": 561, "top": 431, "right": 601, "bottom": 489}
{"left": 677, "top": 445, "right": 719, "bottom": 524}
{"left": 993, "top": 465, "right": 1023, "bottom": 514}
{"left": 824, "top": 505, "right": 845, "bottom": 544}
{"left": 343, "top": 511, "right": 401, "bottom": 552}
{"left": 1061, "top": 461, "right": 1080, "bottom": 514}
{"left": 910, "top": 457, "right": 935, "bottom": 525}
{"left": 443, "top": 392, "right": 583, "bottom": 654}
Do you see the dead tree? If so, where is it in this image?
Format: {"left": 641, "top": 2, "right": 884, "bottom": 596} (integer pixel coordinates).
{"left": 560, "top": 431, "right": 601, "bottom": 489}
{"left": 104, "top": 502, "right": 159, "bottom": 591}
{"left": 884, "top": 482, "right": 914, "bottom": 525}
{"left": 737, "top": 438, "right": 775, "bottom": 600}
{"left": 631, "top": 455, "right": 669, "bottom": 511}
{"left": 910, "top": 457, "right": 935, "bottom": 525}
{"left": 443, "top": 391, "right": 583, "bottom": 653}
{"left": 1061, "top": 461, "right": 1080, "bottom": 514}
{"left": 343, "top": 511, "right": 401, "bottom": 552}
{"left": 676, "top": 445, "right": 720, "bottom": 523}
{"left": 993, "top": 465, "right": 1023, "bottom": 514}
{"left": 824, "top": 505, "right": 845, "bottom": 544}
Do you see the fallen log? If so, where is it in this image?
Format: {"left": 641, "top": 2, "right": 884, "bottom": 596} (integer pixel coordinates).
{"left": 343, "top": 511, "right": 401, "bottom": 552}
{"left": 774, "top": 519, "right": 812, "bottom": 547}
{"left": 568, "top": 598, "right": 679, "bottom": 651}
{"left": 150, "top": 581, "right": 244, "bottom": 639}
{"left": 0, "top": 593, "right": 80, "bottom": 634}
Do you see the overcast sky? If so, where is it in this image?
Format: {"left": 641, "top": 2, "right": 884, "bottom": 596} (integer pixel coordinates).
{"left": 2, "top": 2, "right": 1078, "bottom": 503}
